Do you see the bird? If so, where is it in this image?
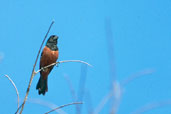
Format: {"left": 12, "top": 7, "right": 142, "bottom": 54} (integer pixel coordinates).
{"left": 36, "top": 35, "right": 59, "bottom": 95}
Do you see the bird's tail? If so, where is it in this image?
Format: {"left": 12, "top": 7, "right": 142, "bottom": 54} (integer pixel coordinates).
{"left": 36, "top": 76, "right": 48, "bottom": 95}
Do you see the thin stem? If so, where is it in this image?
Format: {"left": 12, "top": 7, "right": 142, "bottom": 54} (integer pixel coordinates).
{"left": 4, "top": 75, "right": 20, "bottom": 109}
{"left": 15, "top": 103, "right": 24, "bottom": 114}
{"left": 19, "top": 21, "right": 54, "bottom": 114}
{"left": 27, "top": 98, "right": 67, "bottom": 114}
{"left": 131, "top": 100, "right": 171, "bottom": 114}
{"left": 59, "top": 60, "right": 92, "bottom": 67}
{"left": 93, "top": 92, "right": 113, "bottom": 114}
{"left": 44, "top": 102, "right": 83, "bottom": 114}
{"left": 105, "top": 17, "right": 117, "bottom": 114}
{"left": 85, "top": 91, "right": 93, "bottom": 114}
{"left": 77, "top": 64, "right": 88, "bottom": 114}
{"left": 121, "top": 69, "right": 155, "bottom": 87}
{"left": 110, "top": 81, "right": 122, "bottom": 114}
{"left": 35, "top": 60, "right": 92, "bottom": 74}
{"left": 63, "top": 74, "right": 77, "bottom": 101}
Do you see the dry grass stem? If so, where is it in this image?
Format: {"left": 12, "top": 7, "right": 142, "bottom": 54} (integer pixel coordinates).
{"left": 59, "top": 60, "right": 92, "bottom": 67}
{"left": 4, "top": 75, "right": 20, "bottom": 109}
{"left": 44, "top": 102, "right": 83, "bottom": 114}
{"left": 63, "top": 74, "right": 77, "bottom": 101}
{"left": 121, "top": 69, "right": 155, "bottom": 87}
{"left": 27, "top": 98, "right": 67, "bottom": 114}
{"left": 131, "top": 100, "right": 171, "bottom": 114}
{"left": 35, "top": 60, "right": 92, "bottom": 74}
{"left": 93, "top": 92, "right": 113, "bottom": 114}
{"left": 110, "top": 81, "right": 122, "bottom": 114}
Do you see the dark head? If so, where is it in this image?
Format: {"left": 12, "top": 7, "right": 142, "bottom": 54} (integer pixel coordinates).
{"left": 46, "top": 35, "right": 58, "bottom": 51}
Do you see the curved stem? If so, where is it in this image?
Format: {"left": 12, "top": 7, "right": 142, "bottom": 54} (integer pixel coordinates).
{"left": 35, "top": 60, "right": 92, "bottom": 74}
{"left": 121, "top": 69, "right": 155, "bottom": 87}
{"left": 44, "top": 102, "right": 83, "bottom": 114}
{"left": 131, "top": 100, "right": 171, "bottom": 114}
{"left": 4, "top": 75, "right": 20, "bottom": 109}
{"left": 59, "top": 60, "right": 92, "bottom": 67}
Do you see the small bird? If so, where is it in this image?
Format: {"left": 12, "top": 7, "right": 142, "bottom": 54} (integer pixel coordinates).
{"left": 36, "top": 35, "right": 59, "bottom": 95}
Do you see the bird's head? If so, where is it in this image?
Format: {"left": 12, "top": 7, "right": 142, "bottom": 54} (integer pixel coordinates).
{"left": 46, "top": 35, "right": 59, "bottom": 51}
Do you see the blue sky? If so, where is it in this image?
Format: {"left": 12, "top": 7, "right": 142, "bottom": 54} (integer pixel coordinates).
{"left": 0, "top": 0, "right": 171, "bottom": 114}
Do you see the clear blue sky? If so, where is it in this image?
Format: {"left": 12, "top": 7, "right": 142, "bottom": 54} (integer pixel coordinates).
{"left": 0, "top": 0, "right": 171, "bottom": 114}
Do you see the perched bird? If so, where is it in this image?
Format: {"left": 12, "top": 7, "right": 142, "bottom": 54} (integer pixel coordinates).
{"left": 36, "top": 35, "right": 59, "bottom": 95}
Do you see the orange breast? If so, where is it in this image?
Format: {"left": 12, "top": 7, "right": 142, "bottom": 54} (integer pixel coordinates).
{"left": 40, "top": 46, "right": 59, "bottom": 79}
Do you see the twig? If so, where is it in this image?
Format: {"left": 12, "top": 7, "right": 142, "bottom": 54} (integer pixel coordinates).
{"left": 15, "top": 103, "right": 24, "bottom": 114}
{"left": 105, "top": 17, "right": 117, "bottom": 114}
{"left": 93, "top": 92, "right": 113, "bottom": 114}
{"left": 105, "top": 18, "right": 116, "bottom": 83}
{"left": 85, "top": 91, "right": 93, "bottom": 114}
{"left": 27, "top": 98, "right": 67, "bottom": 114}
{"left": 94, "top": 82, "right": 122, "bottom": 114}
{"left": 63, "top": 74, "right": 77, "bottom": 101}
{"left": 131, "top": 100, "right": 171, "bottom": 114}
{"left": 63, "top": 74, "right": 83, "bottom": 114}
{"left": 16, "top": 98, "right": 67, "bottom": 114}
{"left": 121, "top": 69, "right": 155, "bottom": 87}
{"left": 35, "top": 60, "right": 92, "bottom": 74}
{"left": 44, "top": 102, "right": 83, "bottom": 114}
{"left": 110, "top": 81, "right": 122, "bottom": 114}
{"left": 19, "top": 21, "right": 54, "bottom": 114}
{"left": 59, "top": 60, "right": 92, "bottom": 67}
{"left": 77, "top": 64, "right": 88, "bottom": 114}
{"left": 4, "top": 75, "right": 20, "bottom": 109}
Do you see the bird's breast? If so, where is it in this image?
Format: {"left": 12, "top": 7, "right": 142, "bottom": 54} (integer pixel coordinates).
{"left": 39, "top": 46, "right": 59, "bottom": 79}
{"left": 40, "top": 46, "right": 59, "bottom": 67}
